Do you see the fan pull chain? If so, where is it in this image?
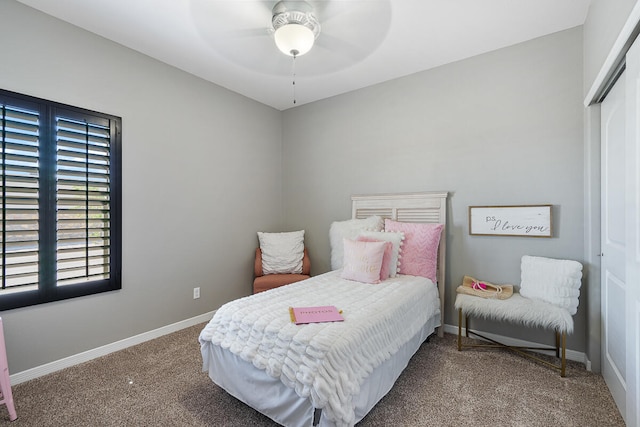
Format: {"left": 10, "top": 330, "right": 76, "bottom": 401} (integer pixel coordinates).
{"left": 291, "top": 51, "right": 298, "bottom": 105}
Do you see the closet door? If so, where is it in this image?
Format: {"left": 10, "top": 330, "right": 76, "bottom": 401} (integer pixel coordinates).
{"left": 601, "top": 69, "right": 626, "bottom": 419}
{"left": 625, "top": 37, "right": 640, "bottom": 427}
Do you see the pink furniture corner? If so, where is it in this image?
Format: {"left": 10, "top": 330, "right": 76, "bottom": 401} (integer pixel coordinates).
{"left": 0, "top": 317, "right": 17, "bottom": 421}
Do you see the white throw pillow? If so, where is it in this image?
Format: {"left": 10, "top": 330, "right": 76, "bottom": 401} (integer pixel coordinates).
{"left": 519, "top": 255, "right": 583, "bottom": 315}
{"left": 257, "top": 230, "right": 305, "bottom": 275}
{"left": 329, "top": 216, "right": 384, "bottom": 270}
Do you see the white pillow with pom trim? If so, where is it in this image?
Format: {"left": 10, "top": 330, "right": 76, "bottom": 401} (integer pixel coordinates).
{"left": 329, "top": 216, "right": 383, "bottom": 270}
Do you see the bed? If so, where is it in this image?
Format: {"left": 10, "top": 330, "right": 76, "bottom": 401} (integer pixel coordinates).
{"left": 199, "top": 192, "right": 447, "bottom": 427}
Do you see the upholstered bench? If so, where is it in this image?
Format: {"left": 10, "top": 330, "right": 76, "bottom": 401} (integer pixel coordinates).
{"left": 454, "top": 256, "right": 583, "bottom": 377}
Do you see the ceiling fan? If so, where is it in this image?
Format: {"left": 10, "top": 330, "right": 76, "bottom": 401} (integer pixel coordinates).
{"left": 271, "top": 1, "right": 321, "bottom": 57}
{"left": 189, "top": 0, "right": 392, "bottom": 77}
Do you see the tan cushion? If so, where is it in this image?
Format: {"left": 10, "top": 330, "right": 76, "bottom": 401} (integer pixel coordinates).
{"left": 253, "top": 274, "right": 310, "bottom": 293}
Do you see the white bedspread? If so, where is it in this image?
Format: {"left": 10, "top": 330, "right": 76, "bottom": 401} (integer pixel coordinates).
{"left": 199, "top": 271, "right": 440, "bottom": 427}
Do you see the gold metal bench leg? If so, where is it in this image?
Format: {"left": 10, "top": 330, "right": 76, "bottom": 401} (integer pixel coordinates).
{"left": 465, "top": 315, "right": 469, "bottom": 337}
{"left": 457, "top": 308, "right": 462, "bottom": 351}
{"left": 561, "top": 331, "right": 566, "bottom": 377}
{"left": 455, "top": 300, "right": 570, "bottom": 376}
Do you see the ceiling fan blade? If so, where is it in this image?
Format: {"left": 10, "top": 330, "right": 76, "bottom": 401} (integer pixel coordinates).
{"left": 224, "top": 28, "right": 273, "bottom": 39}
{"left": 314, "top": 33, "right": 368, "bottom": 61}
{"left": 311, "top": 0, "right": 391, "bottom": 63}
{"left": 309, "top": 0, "right": 352, "bottom": 23}
{"left": 312, "top": 0, "right": 377, "bottom": 24}
{"left": 309, "top": 1, "right": 331, "bottom": 19}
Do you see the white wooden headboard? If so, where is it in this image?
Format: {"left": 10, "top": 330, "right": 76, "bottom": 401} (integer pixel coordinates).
{"left": 351, "top": 192, "right": 448, "bottom": 337}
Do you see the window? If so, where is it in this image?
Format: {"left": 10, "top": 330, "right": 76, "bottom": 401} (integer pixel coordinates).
{"left": 0, "top": 89, "right": 121, "bottom": 311}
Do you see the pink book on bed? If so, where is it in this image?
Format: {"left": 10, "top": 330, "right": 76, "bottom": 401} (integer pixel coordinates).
{"left": 290, "top": 305, "right": 344, "bottom": 324}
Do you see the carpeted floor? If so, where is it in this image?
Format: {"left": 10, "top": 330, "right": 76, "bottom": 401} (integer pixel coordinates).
{"left": 3, "top": 323, "right": 624, "bottom": 426}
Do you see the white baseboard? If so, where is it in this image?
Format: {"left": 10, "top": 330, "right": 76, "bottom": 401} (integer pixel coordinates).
{"left": 441, "top": 323, "right": 591, "bottom": 371}
{"left": 10, "top": 311, "right": 216, "bottom": 385}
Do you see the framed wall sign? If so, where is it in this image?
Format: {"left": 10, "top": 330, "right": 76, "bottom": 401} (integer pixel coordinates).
{"left": 469, "top": 205, "right": 552, "bottom": 237}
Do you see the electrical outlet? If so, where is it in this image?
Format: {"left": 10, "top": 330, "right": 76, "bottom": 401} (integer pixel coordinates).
{"left": 193, "top": 287, "right": 200, "bottom": 299}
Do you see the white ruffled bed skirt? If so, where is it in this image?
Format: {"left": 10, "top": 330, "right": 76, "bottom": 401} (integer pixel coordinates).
{"left": 201, "top": 312, "right": 440, "bottom": 427}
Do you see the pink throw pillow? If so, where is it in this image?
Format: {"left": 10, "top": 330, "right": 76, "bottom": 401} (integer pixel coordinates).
{"left": 340, "top": 239, "right": 387, "bottom": 284}
{"left": 384, "top": 219, "right": 444, "bottom": 282}
{"left": 357, "top": 230, "right": 404, "bottom": 277}
{"left": 355, "top": 236, "right": 393, "bottom": 280}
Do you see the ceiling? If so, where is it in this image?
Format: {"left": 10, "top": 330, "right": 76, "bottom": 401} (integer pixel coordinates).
{"left": 16, "top": 0, "right": 591, "bottom": 111}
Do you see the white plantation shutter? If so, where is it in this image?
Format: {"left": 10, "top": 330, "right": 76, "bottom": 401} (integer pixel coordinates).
{"left": 0, "top": 90, "right": 121, "bottom": 310}
{"left": 1, "top": 104, "right": 40, "bottom": 292}
{"left": 56, "top": 116, "right": 111, "bottom": 286}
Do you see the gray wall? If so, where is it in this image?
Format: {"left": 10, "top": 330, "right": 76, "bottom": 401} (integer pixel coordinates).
{"left": 583, "top": 0, "right": 638, "bottom": 95}
{"left": 282, "top": 27, "right": 586, "bottom": 352}
{"left": 0, "top": 1, "right": 283, "bottom": 373}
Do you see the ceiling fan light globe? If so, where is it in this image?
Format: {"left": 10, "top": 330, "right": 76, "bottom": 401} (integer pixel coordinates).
{"left": 275, "top": 24, "right": 314, "bottom": 56}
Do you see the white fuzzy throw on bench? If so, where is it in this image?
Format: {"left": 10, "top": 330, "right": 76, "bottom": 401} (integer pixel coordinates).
{"left": 454, "top": 293, "right": 575, "bottom": 333}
